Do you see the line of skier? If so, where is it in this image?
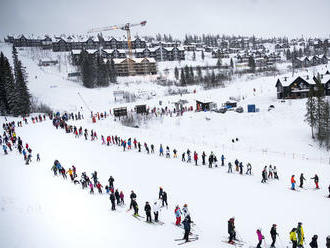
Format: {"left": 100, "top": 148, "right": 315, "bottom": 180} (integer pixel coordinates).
{"left": 2, "top": 121, "right": 40, "bottom": 165}
{"left": 228, "top": 217, "right": 330, "bottom": 248}
{"left": 2, "top": 117, "right": 330, "bottom": 247}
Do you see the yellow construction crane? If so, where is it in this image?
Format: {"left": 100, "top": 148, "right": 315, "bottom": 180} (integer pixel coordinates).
{"left": 88, "top": 21, "right": 147, "bottom": 76}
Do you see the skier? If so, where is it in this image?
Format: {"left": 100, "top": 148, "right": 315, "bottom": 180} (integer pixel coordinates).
{"left": 309, "top": 235, "right": 318, "bottom": 248}
{"left": 67, "top": 168, "right": 74, "bottom": 181}
{"left": 108, "top": 176, "right": 114, "bottom": 188}
{"left": 175, "top": 205, "right": 182, "bottom": 225}
{"left": 202, "top": 152, "right": 206, "bottom": 165}
{"left": 228, "top": 217, "right": 236, "bottom": 244}
{"left": 299, "top": 173, "right": 306, "bottom": 188}
{"left": 96, "top": 182, "right": 103, "bottom": 194}
{"left": 268, "top": 165, "right": 273, "bottom": 179}
{"left": 173, "top": 149, "right": 177, "bottom": 158}
{"left": 3, "top": 144, "right": 8, "bottom": 154}
{"left": 328, "top": 185, "right": 330, "bottom": 198}
{"left": 132, "top": 198, "right": 139, "bottom": 216}
{"left": 166, "top": 146, "right": 170, "bottom": 158}
{"left": 151, "top": 144, "right": 154, "bottom": 153}
{"left": 270, "top": 224, "right": 278, "bottom": 248}
{"left": 310, "top": 174, "right": 319, "bottom": 189}
{"left": 187, "top": 152, "right": 191, "bottom": 163}
{"left": 110, "top": 192, "right": 116, "bottom": 210}
{"left": 273, "top": 166, "right": 279, "bottom": 179}
{"left": 120, "top": 191, "right": 124, "bottom": 205}
{"left": 129, "top": 190, "right": 137, "bottom": 209}
{"left": 290, "top": 228, "right": 298, "bottom": 248}
{"left": 144, "top": 202, "right": 152, "bottom": 222}
{"left": 297, "top": 222, "right": 304, "bottom": 248}
{"left": 36, "top": 153, "right": 40, "bottom": 162}
{"left": 246, "top": 163, "right": 252, "bottom": 175}
{"left": 162, "top": 191, "right": 168, "bottom": 207}
{"left": 182, "top": 152, "right": 186, "bottom": 162}
{"left": 256, "top": 228, "right": 264, "bottom": 248}
{"left": 326, "top": 236, "right": 330, "bottom": 248}
{"left": 291, "top": 175, "right": 296, "bottom": 190}
{"left": 159, "top": 187, "right": 163, "bottom": 199}
{"left": 228, "top": 162, "right": 233, "bottom": 173}
{"left": 153, "top": 201, "right": 160, "bottom": 222}
{"left": 194, "top": 151, "right": 198, "bottom": 165}
{"left": 89, "top": 182, "right": 94, "bottom": 194}
{"left": 221, "top": 154, "right": 225, "bottom": 166}
{"left": 235, "top": 159, "right": 239, "bottom": 171}
{"left": 261, "top": 167, "right": 267, "bottom": 183}
{"left": 239, "top": 162, "right": 243, "bottom": 174}
{"left": 182, "top": 204, "right": 191, "bottom": 221}
{"left": 182, "top": 216, "right": 192, "bottom": 243}
{"left": 115, "top": 189, "right": 120, "bottom": 205}
{"left": 208, "top": 152, "right": 214, "bottom": 168}
{"left": 159, "top": 144, "right": 164, "bottom": 156}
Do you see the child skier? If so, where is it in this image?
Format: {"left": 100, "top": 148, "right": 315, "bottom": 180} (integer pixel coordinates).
{"left": 175, "top": 205, "right": 182, "bottom": 225}
{"left": 256, "top": 229, "right": 264, "bottom": 248}
{"left": 144, "top": 202, "right": 152, "bottom": 222}
{"left": 291, "top": 175, "right": 296, "bottom": 190}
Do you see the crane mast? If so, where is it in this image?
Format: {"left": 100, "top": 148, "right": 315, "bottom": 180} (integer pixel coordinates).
{"left": 88, "top": 21, "right": 147, "bottom": 76}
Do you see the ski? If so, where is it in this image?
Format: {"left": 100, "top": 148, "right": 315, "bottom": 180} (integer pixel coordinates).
{"left": 177, "top": 237, "right": 199, "bottom": 245}
{"left": 221, "top": 241, "right": 244, "bottom": 247}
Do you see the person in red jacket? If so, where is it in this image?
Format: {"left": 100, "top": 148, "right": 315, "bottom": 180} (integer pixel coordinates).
{"left": 291, "top": 175, "right": 296, "bottom": 190}
{"left": 311, "top": 174, "right": 319, "bottom": 189}
{"left": 194, "top": 152, "right": 198, "bottom": 165}
{"left": 107, "top": 136, "right": 111, "bottom": 146}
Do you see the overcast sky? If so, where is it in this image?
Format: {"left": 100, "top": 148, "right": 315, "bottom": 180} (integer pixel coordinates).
{"left": 1, "top": 0, "right": 329, "bottom": 40}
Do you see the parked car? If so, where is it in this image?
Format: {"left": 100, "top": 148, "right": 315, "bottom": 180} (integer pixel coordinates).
{"left": 236, "top": 106, "right": 244, "bottom": 113}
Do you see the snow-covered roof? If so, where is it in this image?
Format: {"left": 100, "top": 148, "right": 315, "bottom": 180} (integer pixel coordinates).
{"left": 71, "top": 49, "right": 81, "bottom": 55}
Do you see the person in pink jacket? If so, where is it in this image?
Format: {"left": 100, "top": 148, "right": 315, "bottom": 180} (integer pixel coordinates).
{"left": 256, "top": 229, "right": 264, "bottom": 248}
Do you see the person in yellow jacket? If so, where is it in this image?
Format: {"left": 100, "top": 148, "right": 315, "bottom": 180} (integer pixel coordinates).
{"left": 290, "top": 228, "right": 297, "bottom": 248}
{"left": 67, "top": 168, "right": 74, "bottom": 181}
{"left": 297, "top": 222, "right": 304, "bottom": 247}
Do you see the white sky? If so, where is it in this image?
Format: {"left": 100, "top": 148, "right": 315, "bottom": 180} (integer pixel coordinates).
{"left": 1, "top": 0, "right": 330, "bottom": 40}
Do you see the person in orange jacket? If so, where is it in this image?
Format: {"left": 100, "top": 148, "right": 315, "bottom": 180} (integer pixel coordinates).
{"left": 291, "top": 175, "right": 296, "bottom": 190}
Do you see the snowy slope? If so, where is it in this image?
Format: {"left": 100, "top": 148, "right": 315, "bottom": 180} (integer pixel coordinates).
{"left": 1, "top": 117, "right": 330, "bottom": 248}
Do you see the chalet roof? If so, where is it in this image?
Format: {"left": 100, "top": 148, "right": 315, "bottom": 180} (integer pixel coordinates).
{"left": 113, "top": 57, "right": 156, "bottom": 64}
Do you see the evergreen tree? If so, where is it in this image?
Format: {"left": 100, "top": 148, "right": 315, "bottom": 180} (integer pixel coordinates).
{"left": 180, "top": 68, "right": 186, "bottom": 86}
{"left": 189, "top": 66, "right": 194, "bottom": 83}
{"left": 196, "top": 66, "right": 202, "bottom": 80}
{"left": 286, "top": 49, "right": 292, "bottom": 60}
{"left": 248, "top": 56, "right": 256, "bottom": 73}
{"left": 174, "top": 67, "right": 179, "bottom": 80}
{"left": 95, "top": 54, "right": 109, "bottom": 87}
{"left": 12, "top": 46, "right": 31, "bottom": 116}
{"left": 80, "top": 50, "right": 95, "bottom": 88}
{"left": 184, "top": 65, "right": 191, "bottom": 84}
{"left": 230, "top": 58, "right": 234, "bottom": 68}
{"left": 314, "top": 75, "right": 326, "bottom": 142}
{"left": 108, "top": 58, "right": 117, "bottom": 83}
{"left": 217, "top": 57, "right": 222, "bottom": 68}
{"left": 0, "top": 53, "right": 12, "bottom": 114}
{"left": 305, "top": 87, "right": 316, "bottom": 138}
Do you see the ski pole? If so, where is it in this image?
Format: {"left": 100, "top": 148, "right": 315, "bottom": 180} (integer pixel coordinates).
{"left": 278, "top": 235, "right": 285, "bottom": 248}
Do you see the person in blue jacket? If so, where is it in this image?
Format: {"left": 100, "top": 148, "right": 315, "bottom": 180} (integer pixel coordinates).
{"left": 159, "top": 144, "right": 164, "bottom": 156}
{"left": 182, "top": 216, "right": 192, "bottom": 242}
{"left": 3, "top": 144, "right": 8, "bottom": 154}
{"left": 221, "top": 154, "right": 225, "bottom": 166}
